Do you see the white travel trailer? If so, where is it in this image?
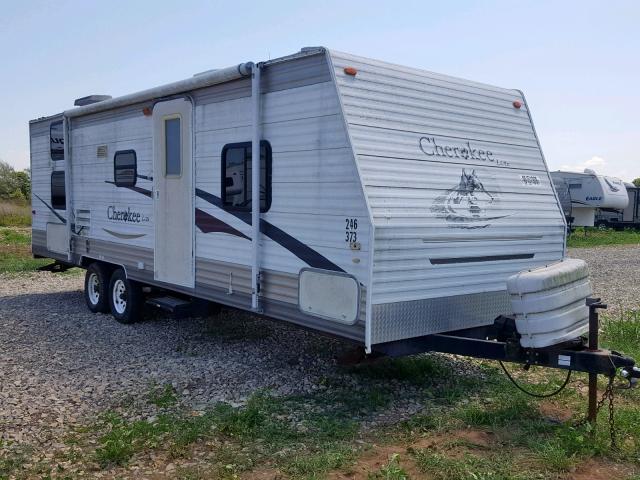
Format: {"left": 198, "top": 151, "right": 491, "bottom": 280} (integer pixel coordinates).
{"left": 30, "top": 47, "right": 587, "bottom": 354}
{"left": 550, "top": 169, "right": 628, "bottom": 227}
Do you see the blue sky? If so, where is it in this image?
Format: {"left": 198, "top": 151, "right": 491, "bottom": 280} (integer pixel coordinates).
{"left": 1, "top": 0, "right": 638, "bottom": 180}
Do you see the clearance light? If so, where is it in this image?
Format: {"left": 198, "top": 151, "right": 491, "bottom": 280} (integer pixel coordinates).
{"left": 344, "top": 67, "right": 358, "bottom": 76}
{"left": 143, "top": 107, "right": 153, "bottom": 116}
{"left": 513, "top": 100, "right": 522, "bottom": 109}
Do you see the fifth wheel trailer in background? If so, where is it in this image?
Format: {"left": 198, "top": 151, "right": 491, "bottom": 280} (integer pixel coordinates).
{"left": 595, "top": 183, "right": 640, "bottom": 230}
{"left": 550, "top": 169, "right": 628, "bottom": 227}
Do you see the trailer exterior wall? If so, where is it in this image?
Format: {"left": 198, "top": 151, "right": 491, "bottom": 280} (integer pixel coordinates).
{"left": 31, "top": 50, "right": 370, "bottom": 342}
{"left": 30, "top": 114, "right": 69, "bottom": 262}
{"left": 328, "top": 50, "right": 566, "bottom": 344}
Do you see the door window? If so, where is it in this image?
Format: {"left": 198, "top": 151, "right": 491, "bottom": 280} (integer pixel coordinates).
{"left": 165, "top": 117, "right": 181, "bottom": 176}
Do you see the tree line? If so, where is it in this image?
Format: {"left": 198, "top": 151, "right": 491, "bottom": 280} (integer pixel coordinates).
{"left": 0, "top": 160, "right": 30, "bottom": 203}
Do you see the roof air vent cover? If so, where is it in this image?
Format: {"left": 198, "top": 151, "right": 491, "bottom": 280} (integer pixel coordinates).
{"left": 74, "top": 95, "right": 112, "bottom": 107}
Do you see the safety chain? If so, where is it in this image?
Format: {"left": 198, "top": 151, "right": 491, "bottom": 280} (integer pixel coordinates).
{"left": 575, "top": 375, "right": 617, "bottom": 449}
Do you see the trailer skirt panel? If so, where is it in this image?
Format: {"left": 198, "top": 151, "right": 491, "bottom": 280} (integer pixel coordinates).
{"left": 371, "top": 290, "right": 510, "bottom": 344}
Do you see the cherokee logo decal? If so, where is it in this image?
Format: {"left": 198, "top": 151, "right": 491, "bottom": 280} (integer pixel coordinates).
{"left": 431, "top": 169, "right": 511, "bottom": 229}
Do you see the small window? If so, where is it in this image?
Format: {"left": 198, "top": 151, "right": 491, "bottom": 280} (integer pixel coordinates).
{"left": 50, "top": 121, "right": 64, "bottom": 161}
{"left": 569, "top": 183, "right": 582, "bottom": 190}
{"left": 51, "top": 171, "right": 66, "bottom": 210}
{"left": 114, "top": 150, "right": 137, "bottom": 187}
{"left": 165, "top": 117, "right": 181, "bottom": 176}
{"left": 221, "top": 141, "right": 272, "bottom": 212}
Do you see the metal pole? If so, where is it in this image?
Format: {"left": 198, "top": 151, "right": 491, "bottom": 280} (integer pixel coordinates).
{"left": 250, "top": 63, "right": 262, "bottom": 311}
{"left": 63, "top": 115, "right": 73, "bottom": 261}
{"left": 587, "top": 299, "right": 607, "bottom": 424}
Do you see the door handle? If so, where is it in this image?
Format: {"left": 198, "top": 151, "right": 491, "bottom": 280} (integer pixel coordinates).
{"left": 155, "top": 190, "right": 160, "bottom": 199}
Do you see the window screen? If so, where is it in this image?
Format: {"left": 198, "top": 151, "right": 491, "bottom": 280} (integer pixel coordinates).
{"left": 165, "top": 117, "right": 181, "bottom": 176}
{"left": 50, "top": 121, "right": 64, "bottom": 161}
{"left": 221, "top": 141, "right": 271, "bottom": 212}
{"left": 114, "top": 150, "right": 137, "bottom": 187}
{"left": 51, "top": 171, "right": 66, "bottom": 210}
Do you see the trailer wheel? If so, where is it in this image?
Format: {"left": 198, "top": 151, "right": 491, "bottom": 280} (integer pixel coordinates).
{"left": 108, "top": 269, "right": 143, "bottom": 324}
{"left": 84, "top": 263, "right": 110, "bottom": 313}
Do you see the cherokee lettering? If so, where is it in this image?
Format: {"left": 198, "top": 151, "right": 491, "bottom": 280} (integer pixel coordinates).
{"left": 107, "top": 205, "right": 146, "bottom": 223}
{"left": 418, "top": 136, "right": 508, "bottom": 167}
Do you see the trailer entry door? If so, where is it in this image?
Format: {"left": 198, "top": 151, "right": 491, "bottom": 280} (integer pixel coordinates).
{"left": 152, "top": 98, "right": 194, "bottom": 287}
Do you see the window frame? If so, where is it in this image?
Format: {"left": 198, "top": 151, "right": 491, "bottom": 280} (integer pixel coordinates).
{"left": 163, "top": 115, "right": 182, "bottom": 178}
{"left": 113, "top": 149, "right": 138, "bottom": 187}
{"left": 220, "top": 140, "right": 272, "bottom": 213}
{"left": 51, "top": 171, "right": 66, "bottom": 210}
{"left": 50, "top": 120, "right": 64, "bottom": 161}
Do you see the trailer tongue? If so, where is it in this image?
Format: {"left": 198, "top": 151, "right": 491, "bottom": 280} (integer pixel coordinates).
{"left": 374, "top": 298, "right": 639, "bottom": 444}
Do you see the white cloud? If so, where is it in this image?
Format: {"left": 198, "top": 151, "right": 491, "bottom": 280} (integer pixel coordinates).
{"left": 558, "top": 156, "right": 636, "bottom": 182}
{"left": 560, "top": 156, "right": 608, "bottom": 174}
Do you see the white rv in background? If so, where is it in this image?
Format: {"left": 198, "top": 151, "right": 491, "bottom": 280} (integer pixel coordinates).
{"left": 550, "top": 169, "right": 628, "bottom": 227}
{"left": 30, "top": 47, "right": 574, "bottom": 353}
{"left": 596, "top": 183, "right": 640, "bottom": 230}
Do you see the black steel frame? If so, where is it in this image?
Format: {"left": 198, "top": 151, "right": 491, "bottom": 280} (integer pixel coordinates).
{"left": 373, "top": 299, "right": 634, "bottom": 379}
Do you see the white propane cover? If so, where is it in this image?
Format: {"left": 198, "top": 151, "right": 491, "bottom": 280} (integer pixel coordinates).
{"left": 507, "top": 259, "right": 592, "bottom": 348}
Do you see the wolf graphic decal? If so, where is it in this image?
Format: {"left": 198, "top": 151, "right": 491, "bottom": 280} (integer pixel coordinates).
{"left": 431, "top": 169, "right": 510, "bottom": 229}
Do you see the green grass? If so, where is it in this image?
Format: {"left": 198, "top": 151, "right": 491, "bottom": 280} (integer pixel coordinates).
{"left": 0, "top": 442, "right": 31, "bottom": 480}
{"left": 413, "top": 450, "right": 531, "bottom": 480}
{"left": 347, "top": 354, "right": 448, "bottom": 386}
{"left": 0, "top": 201, "right": 30, "bottom": 227}
{"left": 10, "top": 312, "right": 640, "bottom": 478}
{"left": 94, "top": 389, "right": 361, "bottom": 473}
{"left": 283, "top": 446, "right": 357, "bottom": 479}
{"left": 147, "top": 383, "right": 178, "bottom": 408}
{"left": 367, "top": 453, "right": 409, "bottom": 480}
{"left": 567, "top": 227, "right": 640, "bottom": 248}
{"left": 602, "top": 310, "right": 640, "bottom": 359}
{"left": 0, "top": 226, "right": 53, "bottom": 273}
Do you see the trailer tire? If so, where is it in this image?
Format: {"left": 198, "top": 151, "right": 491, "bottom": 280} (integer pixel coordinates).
{"left": 108, "top": 269, "right": 144, "bottom": 324}
{"left": 84, "top": 263, "right": 111, "bottom": 313}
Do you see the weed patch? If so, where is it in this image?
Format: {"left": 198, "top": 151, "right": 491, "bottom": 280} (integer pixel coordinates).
{"left": 367, "top": 453, "right": 409, "bottom": 479}
{"left": 567, "top": 227, "right": 640, "bottom": 248}
{"left": 0, "top": 202, "right": 30, "bottom": 227}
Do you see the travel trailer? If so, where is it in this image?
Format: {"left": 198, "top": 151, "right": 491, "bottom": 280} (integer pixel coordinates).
{"left": 550, "top": 169, "right": 628, "bottom": 227}
{"left": 596, "top": 183, "right": 640, "bottom": 230}
{"left": 30, "top": 47, "right": 639, "bottom": 401}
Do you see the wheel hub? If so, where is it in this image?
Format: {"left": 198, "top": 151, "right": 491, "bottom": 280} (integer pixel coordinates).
{"left": 112, "top": 279, "right": 128, "bottom": 314}
{"left": 87, "top": 273, "right": 100, "bottom": 305}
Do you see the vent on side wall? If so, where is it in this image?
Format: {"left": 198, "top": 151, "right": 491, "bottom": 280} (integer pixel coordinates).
{"left": 75, "top": 209, "right": 91, "bottom": 235}
{"left": 96, "top": 145, "right": 108, "bottom": 158}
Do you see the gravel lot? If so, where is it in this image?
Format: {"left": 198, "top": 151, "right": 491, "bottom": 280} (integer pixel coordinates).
{"left": 568, "top": 245, "right": 640, "bottom": 315}
{"left": 1, "top": 245, "right": 639, "bottom": 448}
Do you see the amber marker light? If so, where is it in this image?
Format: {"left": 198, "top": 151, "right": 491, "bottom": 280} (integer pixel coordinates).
{"left": 344, "top": 67, "right": 358, "bottom": 76}
{"left": 142, "top": 107, "right": 153, "bottom": 116}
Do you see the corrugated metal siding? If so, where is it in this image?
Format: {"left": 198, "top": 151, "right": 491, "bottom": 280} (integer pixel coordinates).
{"left": 329, "top": 50, "right": 565, "bottom": 342}
{"left": 30, "top": 117, "right": 66, "bottom": 236}
{"left": 194, "top": 55, "right": 370, "bottom": 280}
{"left": 68, "top": 107, "right": 154, "bottom": 250}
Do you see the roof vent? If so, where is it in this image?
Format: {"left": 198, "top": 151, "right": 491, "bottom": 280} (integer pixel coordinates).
{"left": 74, "top": 95, "right": 112, "bottom": 107}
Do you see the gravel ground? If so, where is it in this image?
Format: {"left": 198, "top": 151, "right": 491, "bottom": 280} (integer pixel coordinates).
{"left": 0, "top": 271, "right": 430, "bottom": 447}
{"left": 1, "top": 245, "right": 638, "bottom": 448}
{"left": 568, "top": 245, "right": 640, "bottom": 315}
